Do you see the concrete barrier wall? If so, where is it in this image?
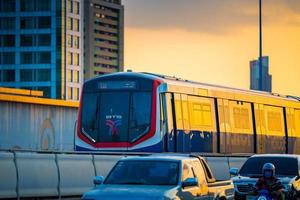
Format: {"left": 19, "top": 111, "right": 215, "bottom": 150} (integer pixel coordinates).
{"left": 0, "top": 151, "right": 248, "bottom": 199}
{"left": 16, "top": 152, "right": 58, "bottom": 197}
{"left": 0, "top": 152, "right": 17, "bottom": 198}
{"left": 57, "top": 154, "right": 95, "bottom": 196}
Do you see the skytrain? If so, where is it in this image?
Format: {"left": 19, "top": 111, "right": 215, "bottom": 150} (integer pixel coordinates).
{"left": 76, "top": 72, "right": 300, "bottom": 154}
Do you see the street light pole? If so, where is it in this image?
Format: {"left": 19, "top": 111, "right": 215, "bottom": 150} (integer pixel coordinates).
{"left": 259, "top": 0, "right": 263, "bottom": 90}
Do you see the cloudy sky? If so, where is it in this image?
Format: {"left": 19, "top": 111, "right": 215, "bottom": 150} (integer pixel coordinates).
{"left": 123, "top": 0, "right": 300, "bottom": 96}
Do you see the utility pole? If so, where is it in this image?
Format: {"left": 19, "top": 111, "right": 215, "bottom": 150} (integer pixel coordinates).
{"left": 259, "top": 0, "right": 263, "bottom": 90}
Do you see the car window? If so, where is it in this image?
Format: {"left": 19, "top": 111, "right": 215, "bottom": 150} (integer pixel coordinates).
{"left": 192, "top": 160, "right": 206, "bottom": 184}
{"left": 182, "top": 162, "right": 195, "bottom": 181}
{"left": 105, "top": 160, "right": 179, "bottom": 185}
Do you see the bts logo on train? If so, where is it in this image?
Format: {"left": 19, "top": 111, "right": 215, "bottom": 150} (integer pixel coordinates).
{"left": 76, "top": 72, "right": 300, "bottom": 154}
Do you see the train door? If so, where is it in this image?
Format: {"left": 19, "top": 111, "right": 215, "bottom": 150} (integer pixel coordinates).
{"left": 287, "top": 108, "right": 300, "bottom": 154}
{"left": 218, "top": 99, "right": 231, "bottom": 153}
{"left": 173, "top": 94, "right": 192, "bottom": 152}
{"left": 294, "top": 109, "right": 300, "bottom": 154}
{"left": 256, "top": 105, "right": 286, "bottom": 153}
{"left": 181, "top": 94, "right": 191, "bottom": 152}
{"left": 286, "top": 108, "right": 295, "bottom": 154}
{"left": 161, "top": 93, "right": 176, "bottom": 152}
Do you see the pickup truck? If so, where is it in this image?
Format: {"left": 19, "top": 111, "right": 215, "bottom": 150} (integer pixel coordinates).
{"left": 82, "top": 154, "right": 234, "bottom": 200}
{"left": 230, "top": 154, "right": 300, "bottom": 200}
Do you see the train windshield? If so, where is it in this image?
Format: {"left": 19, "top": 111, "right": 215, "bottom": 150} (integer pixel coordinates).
{"left": 81, "top": 91, "right": 152, "bottom": 143}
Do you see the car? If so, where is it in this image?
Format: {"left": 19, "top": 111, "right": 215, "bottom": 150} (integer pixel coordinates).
{"left": 81, "top": 154, "right": 234, "bottom": 200}
{"left": 229, "top": 154, "right": 300, "bottom": 200}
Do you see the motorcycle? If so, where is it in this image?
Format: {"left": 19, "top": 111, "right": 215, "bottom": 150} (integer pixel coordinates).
{"left": 256, "top": 189, "right": 272, "bottom": 200}
{"left": 246, "top": 182, "right": 283, "bottom": 200}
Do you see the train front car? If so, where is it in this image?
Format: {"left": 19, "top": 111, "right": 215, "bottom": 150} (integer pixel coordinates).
{"left": 76, "top": 73, "right": 163, "bottom": 152}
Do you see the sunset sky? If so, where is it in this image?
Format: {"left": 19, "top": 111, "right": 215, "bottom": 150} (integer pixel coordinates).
{"left": 123, "top": 0, "right": 300, "bottom": 96}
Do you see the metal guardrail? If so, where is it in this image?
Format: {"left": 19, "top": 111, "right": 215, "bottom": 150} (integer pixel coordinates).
{"left": 0, "top": 150, "right": 250, "bottom": 199}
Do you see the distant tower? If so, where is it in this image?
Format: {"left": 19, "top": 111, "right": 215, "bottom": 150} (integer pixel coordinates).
{"left": 84, "top": 0, "right": 124, "bottom": 79}
{"left": 250, "top": 56, "right": 272, "bottom": 92}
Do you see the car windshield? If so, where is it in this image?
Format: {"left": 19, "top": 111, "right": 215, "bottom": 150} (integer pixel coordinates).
{"left": 104, "top": 160, "right": 179, "bottom": 185}
{"left": 239, "top": 157, "right": 299, "bottom": 177}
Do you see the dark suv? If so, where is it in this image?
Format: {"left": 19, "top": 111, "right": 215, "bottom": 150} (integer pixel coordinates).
{"left": 229, "top": 154, "right": 300, "bottom": 200}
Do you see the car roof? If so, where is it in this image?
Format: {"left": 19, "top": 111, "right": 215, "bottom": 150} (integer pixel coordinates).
{"left": 119, "top": 154, "right": 201, "bottom": 162}
{"left": 250, "top": 154, "right": 300, "bottom": 160}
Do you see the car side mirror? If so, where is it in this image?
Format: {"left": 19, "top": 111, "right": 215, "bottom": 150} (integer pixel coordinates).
{"left": 229, "top": 168, "right": 239, "bottom": 176}
{"left": 93, "top": 176, "right": 104, "bottom": 186}
{"left": 182, "top": 177, "right": 198, "bottom": 188}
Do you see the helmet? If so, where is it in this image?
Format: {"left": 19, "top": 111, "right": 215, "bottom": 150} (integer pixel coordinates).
{"left": 262, "top": 163, "right": 275, "bottom": 178}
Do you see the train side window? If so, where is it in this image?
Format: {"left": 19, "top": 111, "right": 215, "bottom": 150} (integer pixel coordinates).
{"left": 188, "top": 95, "right": 216, "bottom": 132}
{"left": 229, "top": 101, "right": 253, "bottom": 134}
{"left": 265, "top": 105, "right": 284, "bottom": 136}
{"left": 164, "top": 93, "right": 174, "bottom": 135}
{"left": 181, "top": 94, "right": 190, "bottom": 131}
{"left": 295, "top": 109, "right": 300, "bottom": 135}
{"left": 174, "top": 94, "right": 183, "bottom": 130}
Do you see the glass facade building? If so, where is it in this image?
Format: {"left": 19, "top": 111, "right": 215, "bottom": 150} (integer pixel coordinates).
{"left": 0, "top": 0, "right": 84, "bottom": 100}
{"left": 250, "top": 56, "right": 272, "bottom": 92}
{"left": 84, "top": 0, "right": 124, "bottom": 79}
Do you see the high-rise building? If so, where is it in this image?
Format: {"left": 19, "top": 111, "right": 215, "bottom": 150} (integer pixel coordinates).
{"left": 250, "top": 56, "right": 272, "bottom": 92}
{"left": 0, "top": 0, "right": 84, "bottom": 101}
{"left": 84, "top": 0, "right": 124, "bottom": 79}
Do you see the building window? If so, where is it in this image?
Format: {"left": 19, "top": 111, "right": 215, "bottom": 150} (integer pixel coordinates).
{"left": 0, "top": 0, "right": 15, "bottom": 12}
{"left": 67, "top": 69, "right": 72, "bottom": 82}
{"left": 74, "top": 87, "right": 79, "bottom": 100}
{"left": 73, "top": 18, "right": 79, "bottom": 31}
{"left": 37, "top": 69, "right": 51, "bottom": 81}
{"left": 73, "top": 70, "right": 79, "bottom": 83}
{"left": 20, "top": 17, "right": 34, "bottom": 29}
{"left": 0, "top": 17, "right": 15, "bottom": 29}
{"left": 67, "top": 52, "right": 72, "bottom": 65}
{"left": 67, "top": 87, "right": 73, "bottom": 99}
{"left": 37, "top": 52, "right": 51, "bottom": 64}
{"left": 73, "top": 53, "right": 79, "bottom": 66}
{"left": 20, "top": 69, "right": 33, "bottom": 81}
{"left": 1, "top": 52, "right": 15, "bottom": 64}
{"left": 2, "top": 35, "right": 15, "bottom": 47}
{"left": 67, "top": 34, "right": 73, "bottom": 48}
{"left": 20, "top": 0, "right": 34, "bottom": 11}
{"left": 74, "top": 1, "right": 79, "bottom": 15}
{"left": 67, "top": 17, "right": 72, "bottom": 30}
{"left": 38, "top": 34, "right": 51, "bottom": 46}
{"left": 2, "top": 70, "right": 15, "bottom": 82}
{"left": 38, "top": 16, "right": 51, "bottom": 29}
{"left": 20, "top": 35, "right": 33, "bottom": 46}
{"left": 21, "top": 0, "right": 51, "bottom": 12}
{"left": 21, "top": 52, "right": 33, "bottom": 64}
{"left": 74, "top": 36, "right": 79, "bottom": 48}
{"left": 68, "top": 0, "right": 73, "bottom": 13}
{"left": 36, "top": 0, "right": 51, "bottom": 11}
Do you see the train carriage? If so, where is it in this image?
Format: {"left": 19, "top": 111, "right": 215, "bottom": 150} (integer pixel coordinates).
{"left": 76, "top": 72, "right": 300, "bottom": 154}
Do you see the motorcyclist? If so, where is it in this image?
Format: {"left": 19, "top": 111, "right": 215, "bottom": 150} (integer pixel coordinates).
{"left": 255, "top": 163, "right": 284, "bottom": 200}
